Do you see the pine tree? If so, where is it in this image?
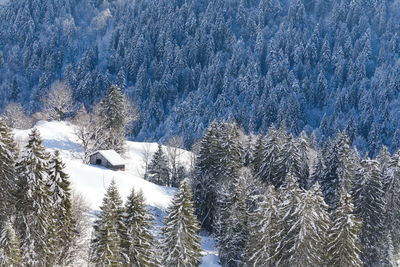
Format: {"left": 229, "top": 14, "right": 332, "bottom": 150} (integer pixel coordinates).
{"left": 0, "top": 219, "right": 23, "bottom": 267}
{"left": 90, "top": 180, "right": 126, "bottom": 266}
{"left": 147, "top": 144, "right": 170, "bottom": 186}
{"left": 245, "top": 185, "right": 278, "bottom": 266}
{"left": 0, "top": 117, "right": 18, "bottom": 221}
{"left": 15, "top": 128, "right": 52, "bottom": 266}
{"left": 123, "top": 188, "right": 157, "bottom": 267}
{"left": 47, "top": 150, "right": 77, "bottom": 265}
{"left": 161, "top": 179, "right": 202, "bottom": 267}
{"left": 327, "top": 192, "right": 362, "bottom": 267}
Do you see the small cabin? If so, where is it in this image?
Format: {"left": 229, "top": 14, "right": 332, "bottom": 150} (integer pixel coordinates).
{"left": 89, "top": 150, "right": 125, "bottom": 171}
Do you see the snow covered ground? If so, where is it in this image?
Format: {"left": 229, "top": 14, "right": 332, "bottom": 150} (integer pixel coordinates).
{"left": 14, "top": 120, "right": 221, "bottom": 266}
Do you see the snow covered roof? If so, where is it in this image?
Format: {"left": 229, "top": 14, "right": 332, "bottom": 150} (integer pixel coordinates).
{"left": 92, "top": 150, "right": 125, "bottom": 166}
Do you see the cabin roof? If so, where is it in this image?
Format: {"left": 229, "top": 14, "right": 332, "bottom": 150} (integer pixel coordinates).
{"left": 91, "top": 150, "right": 125, "bottom": 166}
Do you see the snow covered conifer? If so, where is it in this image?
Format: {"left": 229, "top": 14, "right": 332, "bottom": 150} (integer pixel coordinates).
{"left": 327, "top": 192, "right": 362, "bottom": 267}
{"left": 0, "top": 117, "right": 18, "bottom": 220}
{"left": 161, "top": 179, "right": 202, "bottom": 267}
{"left": 215, "top": 169, "right": 251, "bottom": 267}
{"left": 270, "top": 172, "right": 303, "bottom": 265}
{"left": 193, "top": 122, "right": 220, "bottom": 231}
{"left": 123, "top": 188, "right": 157, "bottom": 266}
{"left": 15, "top": 128, "right": 52, "bottom": 266}
{"left": 147, "top": 144, "right": 170, "bottom": 186}
{"left": 47, "top": 150, "right": 77, "bottom": 265}
{"left": 97, "top": 85, "right": 137, "bottom": 153}
{"left": 287, "top": 183, "right": 331, "bottom": 266}
{"left": 0, "top": 219, "right": 23, "bottom": 267}
{"left": 90, "top": 180, "right": 126, "bottom": 266}
{"left": 351, "top": 158, "right": 386, "bottom": 266}
{"left": 245, "top": 185, "right": 278, "bottom": 266}
{"left": 258, "top": 125, "right": 285, "bottom": 186}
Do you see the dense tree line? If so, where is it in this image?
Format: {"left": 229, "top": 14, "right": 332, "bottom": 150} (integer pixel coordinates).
{"left": 193, "top": 121, "right": 400, "bottom": 266}
{"left": 0, "top": 0, "right": 399, "bottom": 154}
{"left": 0, "top": 118, "right": 79, "bottom": 266}
{"left": 89, "top": 178, "right": 202, "bottom": 266}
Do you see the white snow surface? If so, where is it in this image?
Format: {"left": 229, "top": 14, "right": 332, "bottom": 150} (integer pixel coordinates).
{"left": 13, "top": 120, "right": 221, "bottom": 266}
{"left": 92, "top": 149, "right": 126, "bottom": 166}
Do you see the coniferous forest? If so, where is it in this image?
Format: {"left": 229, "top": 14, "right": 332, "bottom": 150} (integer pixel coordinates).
{"left": 1, "top": 0, "right": 400, "bottom": 266}
{"left": 0, "top": 0, "right": 400, "bottom": 153}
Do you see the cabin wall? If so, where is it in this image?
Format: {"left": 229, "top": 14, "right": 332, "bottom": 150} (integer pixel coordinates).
{"left": 89, "top": 152, "right": 125, "bottom": 171}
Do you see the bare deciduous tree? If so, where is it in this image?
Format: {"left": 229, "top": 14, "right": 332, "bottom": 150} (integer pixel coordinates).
{"left": 71, "top": 192, "right": 91, "bottom": 266}
{"left": 138, "top": 142, "right": 153, "bottom": 180}
{"left": 2, "top": 102, "right": 33, "bottom": 129}
{"left": 166, "top": 136, "right": 184, "bottom": 187}
{"left": 73, "top": 104, "right": 106, "bottom": 162}
{"left": 42, "top": 81, "right": 75, "bottom": 121}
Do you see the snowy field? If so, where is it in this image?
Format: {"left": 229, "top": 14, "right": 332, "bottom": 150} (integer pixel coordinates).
{"left": 14, "top": 120, "right": 221, "bottom": 266}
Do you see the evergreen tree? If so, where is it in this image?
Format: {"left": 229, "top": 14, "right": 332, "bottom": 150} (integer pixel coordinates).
{"left": 251, "top": 135, "right": 265, "bottom": 174}
{"left": 320, "top": 132, "right": 358, "bottom": 208}
{"left": 97, "top": 85, "right": 134, "bottom": 153}
{"left": 123, "top": 188, "right": 157, "bottom": 267}
{"left": 15, "top": 128, "right": 52, "bottom": 266}
{"left": 287, "top": 183, "right": 331, "bottom": 266}
{"left": 47, "top": 150, "right": 77, "bottom": 265}
{"left": 383, "top": 150, "right": 400, "bottom": 253}
{"left": 327, "top": 192, "right": 362, "bottom": 267}
{"left": 90, "top": 180, "right": 126, "bottom": 266}
{"left": 147, "top": 144, "right": 170, "bottom": 186}
{"left": 270, "top": 172, "right": 303, "bottom": 265}
{"left": 352, "top": 158, "right": 386, "bottom": 266}
{"left": 245, "top": 185, "right": 278, "bottom": 266}
{"left": 258, "top": 125, "right": 284, "bottom": 186}
{"left": 0, "top": 117, "right": 18, "bottom": 221}
{"left": 215, "top": 169, "right": 252, "bottom": 267}
{"left": 161, "top": 179, "right": 202, "bottom": 267}
{"left": 0, "top": 219, "right": 23, "bottom": 267}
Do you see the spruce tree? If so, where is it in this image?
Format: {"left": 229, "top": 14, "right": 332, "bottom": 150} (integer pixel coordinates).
{"left": 0, "top": 219, "right": 23, "bottom": 267}
{"left": 251, "top": 135, "right": 265, "bottom": 174}
{"left": 245, "top": 185, "right": 278, "bottom": 266}
{"left": 215, "top": 169, "right": 251, "bottom": 267}
{"left": 47, "top": 150, "right": 77, "bottom": 265}
{"left": 123, "top": 188, "right": 157, "bottom": 267}
{"left": 0, "top": 117, "right": 18, "bottom": 221}
{"left": 320, "top": 132, "right": 358, "bottom": 208}
{"left": 352, "top": 158, "right": 386, "bottom": 266}
{"left": 192, "top": 122, "right": 221, "bottom": 231}
{"left": 15, "top": 128, "right": 52, "bottom": 266}
{"left": 270, "top": 172, "right": 303, "bottom": 265}
{"left": 147, "top": 144, "right": 170, "bottom": 186}
{"left": 90, "top": 180, "right": 126, "bottom": 266}
{"left": 327, "top": 192, "right": 362, "bottom": 267}
{"left": 97, "top": 85, "right": 130, "bottom": 153}
{"left": 288, "top": 183, "right": 331, "bottom": 266}
{"left": 258, "top": 125, "right": 284, "bottom": 186}
{"left": 161, "top": 179, "right": 202, "bottom": 267}
{"left": 383, "top": 150, "right": 400, "bottom": 253}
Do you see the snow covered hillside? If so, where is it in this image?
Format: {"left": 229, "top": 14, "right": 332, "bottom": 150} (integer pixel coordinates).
{"left": 13, "top": 120, "right": 221, "bottom": 267}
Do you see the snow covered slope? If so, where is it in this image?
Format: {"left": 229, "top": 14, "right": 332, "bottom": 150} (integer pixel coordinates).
{"left": 13, "top": 121, "right": 221, "bottom": 266}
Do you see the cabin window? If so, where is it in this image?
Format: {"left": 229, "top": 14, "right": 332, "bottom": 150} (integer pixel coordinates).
{"left": 96, "top": 159, "right": 102, "bottom": 165}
